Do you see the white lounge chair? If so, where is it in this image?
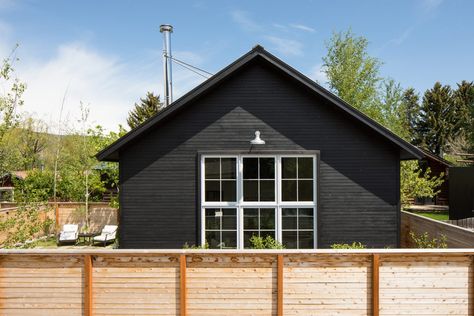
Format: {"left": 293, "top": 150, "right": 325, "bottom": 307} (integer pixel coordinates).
{"left": 93, "top": 225, "right": 118, "bottom": 246}
{"left": 58, "top": 224, "right": 79, "bottom": 245}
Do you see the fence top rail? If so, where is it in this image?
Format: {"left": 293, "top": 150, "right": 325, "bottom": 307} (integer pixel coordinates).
{"left": 1, "top": 249, "right": 474, "bottom": 256}
{"left": 0, "top": 207, "right": 19, "bottom": 213}
{"left": 402, "top": 210, "right": 474, "bottom": 231}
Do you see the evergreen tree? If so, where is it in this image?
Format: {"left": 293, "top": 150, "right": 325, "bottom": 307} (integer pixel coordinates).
{"left": 401, "top": 88, "right": 421, "bottom": 142}
{"left": 413, "top": 82, "right": 457, "bottom": 156}
{"left": 453, "top": 81, "right": 474, "bottom": 152}
{"left": 127, "top": 92, "right": 163, "bottom": 129}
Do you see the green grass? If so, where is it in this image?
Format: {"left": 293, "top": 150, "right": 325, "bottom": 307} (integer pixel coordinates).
{"left": 414, "top": 212, "right": 449, "bottom": 221}
{"left": 22, "top": 236, "right": 115, "bottom": 249}
{"left": 24, "top": 236, "right": 58, "bottom": 248}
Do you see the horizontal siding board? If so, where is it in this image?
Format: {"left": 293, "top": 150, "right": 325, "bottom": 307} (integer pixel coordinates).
{"left": 119, "top": 61, "right": 399, "bottom": 248}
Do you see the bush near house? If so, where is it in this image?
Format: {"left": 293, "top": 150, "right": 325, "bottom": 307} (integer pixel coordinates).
{"left": 409, "top": 231, "right": 448, "bottom": 248}
{"left": 330, "top": 242, "right": 367, "bottom": 249}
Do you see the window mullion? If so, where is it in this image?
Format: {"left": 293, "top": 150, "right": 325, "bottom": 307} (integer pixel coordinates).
{"left": 219, "top": 158, "right": 222, "bottom": 202}
{"left": 296, "top": 208, "right": 299, "bottom": 249}
{"left": 257, "top": 158, "right": 260, "bottom": 202}
{"left": 296, "top": 158, "right": 299, "bottom": 202}
{"left": 219, "top": 210, "right": 223, "bottom": 249}
{"left": 258, "top": 208, "right": 261, "bottom": 237}
{"left": 238, "top": 156, "right": 243, "bottom": 248}
{"left": 239, "top": 205, "right": 243, "bottom": 249}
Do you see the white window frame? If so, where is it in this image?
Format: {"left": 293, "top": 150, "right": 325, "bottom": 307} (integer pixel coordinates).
{"left": 201, "top": 154, "right": 317, "bottom": 249}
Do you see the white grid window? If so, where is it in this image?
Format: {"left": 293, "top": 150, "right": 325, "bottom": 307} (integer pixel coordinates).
{"left": 204, "top": 208, "right": 237, "bottom": 249}
{"left": 281, "top": 208, "right": 314, "bottom": 249}
{"left": 201, "top": 154, "right": 317, "bottom": 249}
{"left": 204, "top": 157, "right": 237, "bottom": 202}
{"left": 243, "top": 157, "right": 276, "bottom": 202}
{"left": 243, "top": 208, "right": 276, "bottom": 248}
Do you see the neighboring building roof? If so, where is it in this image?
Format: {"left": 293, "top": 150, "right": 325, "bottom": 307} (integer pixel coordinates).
{"left": 0, "top": 171, "right": 28, "bottom": 181}
{"left": 0, "top": 171, "right": 28, "bottom": 188}
{"left": 12, "top": 171, "right": 28, "bottom": 179}
{"left": 97, "top": 45, "right": 424, "bottom": 162}
{"left": 418, "top": 147, "right": 453, "bottom": 167}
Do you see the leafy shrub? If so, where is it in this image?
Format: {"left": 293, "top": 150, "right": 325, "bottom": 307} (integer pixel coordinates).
{"left": 249, "top": 235, "right": 285, "bottom": 249}
{"left": 0, "top": 203, "right": 54, "bottom": 248}
{"left": 409, "top": 231, "right": 447, "bottom": 248}
{"left": 331, "top": 242, "right": 366, "bottom": 249}
{"left": 109, "top": 195, "right": 120, "bottom": 209}
{"left": 42, "top": 218, "right": 54, "bottom": 236}
{"left": 13, "top": 169, "right": 54, "bottom": 203}
{"left": 183, "top": 241, "right": 209, "bottom": 249}
{"left": 400, "top": 161, "right": 444, "bottom": 205}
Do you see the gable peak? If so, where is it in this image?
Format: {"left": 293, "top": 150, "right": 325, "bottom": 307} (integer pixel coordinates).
{"left": 252, "top": 44, "right": 265, "bottom": 53}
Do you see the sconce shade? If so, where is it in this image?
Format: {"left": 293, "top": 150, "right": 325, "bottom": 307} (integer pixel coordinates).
{"left": 250, "top": 130, "right": 265, "bottom": 145}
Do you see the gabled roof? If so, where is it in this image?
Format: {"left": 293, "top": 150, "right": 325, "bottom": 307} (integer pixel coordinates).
{"left": 97, "top": 45, "right": 424, "bottom": 162}
{"left": 418, "top": 147, "right": 452, "bottom": 167}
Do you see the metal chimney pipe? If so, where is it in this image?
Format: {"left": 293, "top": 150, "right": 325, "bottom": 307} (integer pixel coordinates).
{"left": 160, "top": 24, "right": 173, "bottom": 106}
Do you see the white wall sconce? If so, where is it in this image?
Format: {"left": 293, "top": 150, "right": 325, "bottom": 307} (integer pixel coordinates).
{"left": 250, "top": 130, "right": 266, "bottom": 145}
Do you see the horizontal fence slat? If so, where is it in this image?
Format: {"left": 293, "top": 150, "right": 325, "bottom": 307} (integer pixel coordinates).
{"left": 0, "top": 250, "right": 472, "bottom": 315}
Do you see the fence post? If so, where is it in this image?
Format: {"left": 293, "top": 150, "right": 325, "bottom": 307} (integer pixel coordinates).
{"left": 372, "top": 254, "right": 380, "bottom": 316}
{"left": 277, "top": 254, "right": 283, "bottom": 316}
{"left": 84, "top": 254, "right": 93, "bottom": 316}
{"left": 55, "top": 203, "right": 59, "bottom": 232}
{"left": 180, "top": 254, "right": 187, "bottom": 316}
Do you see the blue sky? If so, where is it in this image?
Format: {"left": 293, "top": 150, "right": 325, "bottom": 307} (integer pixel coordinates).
{"left": 0, "top": 0, "right": 473, "bottom": 131}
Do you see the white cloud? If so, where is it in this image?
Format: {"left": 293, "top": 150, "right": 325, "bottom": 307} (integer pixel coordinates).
{"left": 272, "top": 23, "right": 287, "bottom": 30}
{"left": 13, "top": 42, "right": 206, "bottom": 132}
{"left": 231, "top": 10, "right": 262, "bottom": 32}
{"left": 264, "top": 36, "right": 303, "bottom": 56}
{"left": 388, "top": 27, "right": 414, "bottom": 46}
{"left": 0, "top": 0, "right": 16, "bottom": 10}
{"left": 308, "top": 63, "right": 328, "bottom": 86}
{"left": 289, "top": 24, "right": 315, "bottom": 33}
{"left": 17, "top": 42, "right": 153, "bottom": 132}
{"left": 272, "top": 23, "right": 315, "bottom": 33}
{"left": 420, "top": 0, "right": 443, "bottom": 12}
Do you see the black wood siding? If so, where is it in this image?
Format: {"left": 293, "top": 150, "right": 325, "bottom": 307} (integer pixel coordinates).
{"left": 119, "top": 59, "right": 400, "bottom": 248}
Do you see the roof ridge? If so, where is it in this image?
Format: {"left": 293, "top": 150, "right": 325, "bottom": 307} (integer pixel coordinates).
{"left": 97, "top": 45, "right": 423, "bottom": 161}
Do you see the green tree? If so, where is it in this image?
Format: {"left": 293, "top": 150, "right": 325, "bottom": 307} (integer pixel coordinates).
{"left": 87, "top": 124, "right": 124, "bottom": 206}
{"left": 413, "top": 82, "right": 460, "bottom": 156}
{"left": 401, "top": 88, "right": 421, "bottom": 143}
{"left": 0, "top": 45, "right": 26, "bottom": 175}
{"left": 400, "top": 160, "right": 444, "bottom": 205}
{"left": 323, "top": 29, "right": 382, "bottom": 120}
{"left": 127, "top": 92, "right": 163, "bottom": 129}
{"left": 17, "top": 117, "right": 48, "bottom": 170}
{"left": 452, "top": 81, "right": 474, "bottom": 153}
{"left": 13, "top": 169, "right": 54, "bottom": 203}
{"left": 378, "top": 79, "right": 410, "bottom": 140}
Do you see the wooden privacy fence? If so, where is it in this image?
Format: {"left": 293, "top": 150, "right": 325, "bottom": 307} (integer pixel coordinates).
{"left": 0, "top": 249, "right": 473, "bottom": 315}
{"left": 0, "top": 203, "right": 118, "bottom": 245}
{"left": 53, "top": 202, "right": 118, "bottom": 233}
{"left": 447, "top": 217, "right": 474, "bottom": 231}
{"left": 402, "top": 211, "right": 474, "bottom": 247}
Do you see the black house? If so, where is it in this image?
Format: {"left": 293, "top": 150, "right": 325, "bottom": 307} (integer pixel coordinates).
{"left": 97, "top": 45, "right": 423, "bottom": 249}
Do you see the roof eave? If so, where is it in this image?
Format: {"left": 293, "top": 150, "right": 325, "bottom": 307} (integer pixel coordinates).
{"left": 96, "top": 49, "right": 262, "bottom": 162}
{"left": 96, "top": 46, "right": 424, "bottom": 162}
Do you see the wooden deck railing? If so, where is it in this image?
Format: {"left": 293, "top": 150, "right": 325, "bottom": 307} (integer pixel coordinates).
{"left": 0, "top": 249, "right": 473, "bottom": 315}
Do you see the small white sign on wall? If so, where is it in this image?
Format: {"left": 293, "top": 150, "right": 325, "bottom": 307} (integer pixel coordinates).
{"left": 215, "top": 211, "right": 223, "bottom": 217}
